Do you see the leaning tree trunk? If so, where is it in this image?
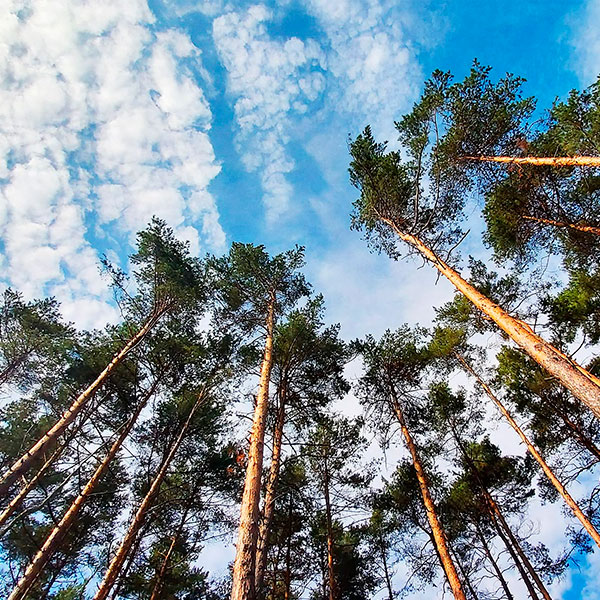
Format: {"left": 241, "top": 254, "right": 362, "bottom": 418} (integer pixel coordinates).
{"left": 456, "top": 352, "right": 600, "bottom": 548}
{"left": 388, "top": 381, "right": 467, "bottom": 600}
{"left": 462, "top": 155, "right": 600, "bottom": 167}
{"left": 521, "top": 215, "right": 600, "bottom": 236}
{"left": 6, "top": 381, "right": 159, "bottom": 600}
{"left": 473, "top": 518, "right": 514, "bottom": 600}
{"left": 379, "top": 214, "right": 600, "bottom": 419}
{"left": 323, "top": 459, "right": 337, "bottom": 600}
{"left": 231, "top": 293, "right": 276, "bottom": 600}
{"left": 0, "top": 309, "right": 165, "bottom": 497}
{"left": 93, "top": 394, "right": 202, "bottom": 600}
{"left": 255, "top": 388, "right": 286, "bottom": 595}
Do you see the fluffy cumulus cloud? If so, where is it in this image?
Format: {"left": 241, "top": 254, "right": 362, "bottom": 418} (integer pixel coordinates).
{"left": 0, "top": 0, "right": 224, "bottom": 328}
{"left": 213, "top": 5, "right": 326, "bottom": 223}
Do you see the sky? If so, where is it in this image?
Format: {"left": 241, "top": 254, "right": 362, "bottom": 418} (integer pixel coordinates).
{"left": 1, "top": 0, "right": 599, "bottom": 598}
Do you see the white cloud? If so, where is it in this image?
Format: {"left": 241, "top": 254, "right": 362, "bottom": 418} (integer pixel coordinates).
{"left": 568, "top": 0, "right": 600, "bottom": 85}
{"left": 213, "top": 4, "right": 326, "bottom": 222}
{"left": 0, "top": 0, "right": 225, "bottom": 328}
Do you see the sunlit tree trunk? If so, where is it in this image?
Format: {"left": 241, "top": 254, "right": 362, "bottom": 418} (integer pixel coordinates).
{"left": 463, "top": 155, "right": 600, "bottom": 167}
{"left": 231, "top": 294, "right": 276, "bottom": 600}
{"left": 388, "top": 379, "right": 467, "bottom": 600}
{"left": 93, "top": 395, "right": 202, "bottom": 600}
{"left": 456, "top": 352, "right": 600, "bottom": 548}
{"left": 255, "top": 387, "right": 286, "bottom": 595}
{"left": 521, "top": 215, "right": 600, "bottom": 236}
{"left": 6, "top": 381, "right": 158, "bottom": 600}
{"left": 0, "top": 310, "right": 165, "bottom": 497}
{"left": 380, "top": 214, "right": 600, "bottom": 419}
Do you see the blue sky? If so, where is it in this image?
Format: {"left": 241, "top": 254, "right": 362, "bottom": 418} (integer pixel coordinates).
{"left": 1, "top": 0, "right": 599, "bottom": 597}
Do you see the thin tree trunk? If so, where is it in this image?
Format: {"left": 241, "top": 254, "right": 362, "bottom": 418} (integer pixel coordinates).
{"left": 231, "top": 294, "right": 276, "bottom": 600}
{"left": 323, "top": 460, "right": 337, "bottom": 600}
{"left": 6, "top": 381, "right": 158, "bottom": 600}
{"left": 380, "top": 214, "right": 600, "bottom": 419}
{"left": 462, "top": 156, "right": 600, "bottom": 167}
{"left": 521, "top": 215, "right": 600, "bottom": 236}
{"left": 485, "top": 494, "right": 552, "bottom": 600}
{"left": 547, "top": 399, "right": 600, "bottom": 461}
{"left": 388, "top": 382, "right": 467, "bottom": 600}
{"left": 456, "top": 353, "right": 600, "bottom": 548}
{"left": 0, "top": 310, "right": 165, "bottom": 497}
{"left": 93, "top": 394, "right": 202, "bottom": 600}
{"left": 452, "top": 548, "right": 478, "bottom": 600}
{"left": 255, "top": 387, "right": 286, "bottom": 595}
{"left": 378, "top": 533, "right": 394, "bottom": 600}
{"left": 473, "top": 518, "right": 514, "bottom": 600}
{"left": 284, "top": 495, "right": 293, "bottom": 600}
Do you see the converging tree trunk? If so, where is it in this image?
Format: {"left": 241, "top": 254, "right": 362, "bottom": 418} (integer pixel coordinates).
{"left": 231, "top": 293, "right": 276, "bottom": 600}
{"left": 388, "top": 379, "right": 467, "bottom": 600}
{"left": 93, "top": 394, "right": 202, "bottom": 600}
{"left": 6, "top": 381, "right": 159, "bottom": 600}
{"left": 462, "top": 156, "right": 600, "bottom": 167}
{"left": 255, "top": 387, "right": 286, "bottom": 596}
{"left": 521, "top": 215, "right": 600, "bottom": 236}
{"left": 379, "top": 214, "right": 600, "bottom": 419}
{"left": 455, "top": 352, "right": 600, "bottom": 549}
{"left": 0, "top": 310, "right": 165, "bottom": 497}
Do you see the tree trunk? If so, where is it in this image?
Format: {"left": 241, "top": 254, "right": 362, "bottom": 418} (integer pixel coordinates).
{"left": 0, "top": 310, "right": 164, "bottom": 497}
{"left": 485, "top": 493, "right": 552, "bottom": 600}
{"left": 231, "top": 294, "right": 276, "bottom": 600}
{"left": 557, "top": 410, "right": 600, "bottom": 461}
{"left": 255, "top": 387, "right": 286, "bottom": 596}
{"left": 456, "top": 352, "right": 600, "bottom": 549}
{"left": 521, "top": 215, "right": 600, "bottom": 236}
{"left": 473, "top": 518, "right": 514, "bottom": 600}
{"left": 284, "top": 495, "right": 293, "bottom": 600}
{"left": 378, "top": 533, "right": 394, "bottom": 600}
{"left": 93, "top": 394, "right": 202, "bottom": 600}
{"left": 6, "top": 381, "right": 158, "bottom": 600}
{"left": 323, "top": 460, "right": 337, "bottom": 600}
{"left": 462, "top": 155, "right": 600, "bottom": 167}
{"left": 388, "top": 383, "right": 467, "bottom": 600}
{"left": 380, "top": 215, "right": 600, "bottom": 419}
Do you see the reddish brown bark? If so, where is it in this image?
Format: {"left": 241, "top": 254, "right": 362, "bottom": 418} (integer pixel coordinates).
{"left": 231, "top": 294, "right": 276, "bottom": 600}
{"left": 380, "top": 215, "right": 600, "bottom": 419}
{"left": 456, "top": 353, "right": 600, "bottom": 549}
{"left": 6, "top": 382, "right": 158, "bottom": 600}
{"left": 255, "top": 388, "right": 286, "bottom": 595}
{"left": 521, "top": 215, "right": 600, "bottom": 236}
{"left": 93, "top": 395, "right": 202, "bottom": 600}
{"left": 0, "top": 310, "right": 164, "bottom": 497}
{"left": 463, "top": 155, "right": 600, "bottom": 167}
{"left": 389, "top": 382, "right": 467, "bottom": 600}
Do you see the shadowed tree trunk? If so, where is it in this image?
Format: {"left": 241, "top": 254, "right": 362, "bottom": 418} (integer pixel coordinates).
{"left": 231, "top": 293, "right": 276, "bottom": 600}
{"left": 6, "top": 381, "right": 159, "bottom": 600}
{"left": 93, "top": 394, "right": 202, "bottom": 600}
{"left": 379, "top": 213, "right": 600, "bottom": 419}
{"left": 0, "top": 310, "right": 166, "bottom": 497}
{"left": 456, "top": 352, "right": 600, "bottom": 548}
{"left": 323, "top": 459, "right": 337, "bottom": 600}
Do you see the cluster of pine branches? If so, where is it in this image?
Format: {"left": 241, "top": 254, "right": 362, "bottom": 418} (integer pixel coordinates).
{"left": 1, "top": 63, "right": 600, "bottom": 600}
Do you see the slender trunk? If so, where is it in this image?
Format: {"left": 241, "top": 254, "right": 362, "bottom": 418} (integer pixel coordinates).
{"left": 231, "top": 295, "right": 276, "bottom": 600}
{"left": 323, "top": 460, "right": 337, "bottom": 600}
{"left": 93, "top": 395, "right": 202, "bottom": 600}
{"left": 550, "top": 402, "right": 600, "bottom": 461}
{"left": 462, "top": 155, "right": 600, "bottom": 167}
{"left": 255, "top": 388, "right": 286, "bottom": 595}
{"left": 452, "top": 548, "right": 478, "bottom": 600}
{"left": 486, "top": 494, "right": 552, "bottom": 600}
{"left": 284, "top": 495, "right": 293, "bottom": 600}
{"left": 456, "top": 353, "right": 600, "bottom": 548}
{"left": 380, "top": 215, "right": 600, "bottom": 419}
{"left": 378, "top": 534, "right": 394, "bottom": 600}
{"left": 0, "top": 310, "right": 164, "bottom": 497}
{"left": 388, "top": 383, "right": 467, "bottom": 600}
{"left": 521, "top": 215, "right": 600, "bottom": 236}
{"left": 6, "top": 381, "right": 158, "bottom": 600}
{"left": 148, "top": 476, "right": 200, "bottom": 600}
{"left": 473, "top": 518, "right": 514, "bottom": 600}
